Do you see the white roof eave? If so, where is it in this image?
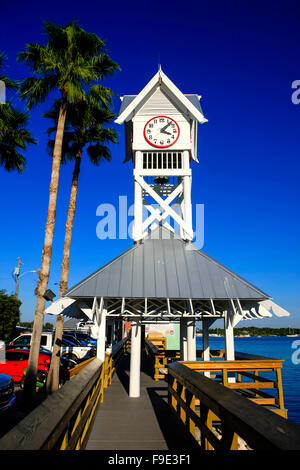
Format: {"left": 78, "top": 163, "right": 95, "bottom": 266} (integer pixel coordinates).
{"left": 45, "top": 297, "right": 94, "bottom": 321}
{"left": 260, "top": 299, "right": 291, "bottom": 318}
{"left": 115, "top": 69, "right": 208, "bottom": 125}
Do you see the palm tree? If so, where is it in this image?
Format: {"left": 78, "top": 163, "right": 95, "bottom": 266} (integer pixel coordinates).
{"left": 18, "top": 21, "right": 119, "bottom": 404}
{"left": 44, "top": 86, "right": 118, "bottom": 393}
{"left": 0, "top": 52, "right": 17, "bottom": 92}
{"left": 0, "top": 52, "right": 36, "bottom": 172}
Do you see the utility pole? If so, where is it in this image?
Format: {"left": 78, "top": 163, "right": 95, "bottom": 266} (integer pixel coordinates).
{"left": 14, "top": 257, "right": 23, "bottom": 298}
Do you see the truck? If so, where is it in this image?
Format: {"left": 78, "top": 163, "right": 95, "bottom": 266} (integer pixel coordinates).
{"left": 8, "top": 332, "right": 95, "bottom": 363}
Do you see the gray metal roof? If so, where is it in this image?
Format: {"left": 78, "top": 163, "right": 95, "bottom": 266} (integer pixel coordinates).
{"left": 64, "top": 228, "right": 269, "bottom": 301}
{"left": 118, "top": 94, "right": 204, "bottom": 117}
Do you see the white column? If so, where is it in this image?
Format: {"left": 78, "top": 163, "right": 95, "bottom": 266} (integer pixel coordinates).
{"left": 224, "top": 309, "right": 236, "bottom": 383}
{"left": 187, "top": 318, "right": 196, "bottom": 360}
{"left": 182, "top": 150, "right": 193, "bottom": 241}
{"left": 202, "top": 318, "right": 212, "bottom": 378}
{"left": 179, "top": 195, "right": 185, "bottom": 239}
{"left": 97, "top": 308, "right": 107, "bottom": 363}
{"left": 129, "top": 319, "right": 142, "bottom": 398}
{"left": 224, "top": 310, "right": 235, "bottom": 360}
{"left": 180, "top": 318, "right": 188, "bottom": 361}
{"left": 133, "top": 151, "right": 143, "bottom": 242}
{"left": 202, "top": 318, "right": 210, "bottom": 361}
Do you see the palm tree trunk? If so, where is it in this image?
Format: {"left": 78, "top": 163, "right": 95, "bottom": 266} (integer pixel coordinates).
{"left": 60, "top": 149, "right": 82, "bottom": 297}
{"left": 22, "top": 100, "right": 67, "bottom": 406}
{"left": 46, "top": 148, "right": 82, "bottom": 394}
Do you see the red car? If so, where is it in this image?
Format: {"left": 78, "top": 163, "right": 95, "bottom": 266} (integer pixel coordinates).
{"left": 0, "top": 349, "right": 51, "bottom": 384}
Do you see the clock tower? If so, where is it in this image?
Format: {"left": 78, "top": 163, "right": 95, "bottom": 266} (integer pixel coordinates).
{"left": 47, "top": 69, "right": 290, "bottom": 402}
{"left": 115, "top": 68, "right": 207, "bottom": 243}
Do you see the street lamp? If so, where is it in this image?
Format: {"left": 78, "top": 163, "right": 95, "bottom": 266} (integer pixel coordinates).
{"left": 12, "top": 257, "right": 39, "bottom": 299}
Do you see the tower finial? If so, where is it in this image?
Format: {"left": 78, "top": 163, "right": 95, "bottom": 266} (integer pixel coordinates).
{"left": 158, "top": 53, "right": 161, "bottom": 73}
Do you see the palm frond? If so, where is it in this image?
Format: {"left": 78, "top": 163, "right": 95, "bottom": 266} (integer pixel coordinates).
{"left": 0, "top": 105, "right": 37, "bottom": 172}
{"left": 86, "top": 143, "right": 112, "bottom": 165}
{"left": 18, "top": 20, "right": 119, "bottom": 109}
{"left": 0, "top": 52, "right": 18, "bottom": 91}
{"left": 18, "top": 75, "right": 57, "bottom": 109}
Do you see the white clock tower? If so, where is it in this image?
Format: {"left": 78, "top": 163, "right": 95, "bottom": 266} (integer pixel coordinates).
{"left": 115, "top": 68, "right": 207, "bottom": 243}
{"left": 47, "top": 69, "right": 290, "bottom": 401}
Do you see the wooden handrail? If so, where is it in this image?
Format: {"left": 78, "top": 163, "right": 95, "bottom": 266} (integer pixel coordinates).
{"left": 0, "top": 358, "right": 104, "bottom": 450}
{"left": 182, "top": 358, "right": 284, "bottom": 370}
{"left": 145, "top": 339, "right": 180, "bottom": 381}
{"left": 0, "top": 337, "right": 130, "bottom": 450}
{"left": 145, "top": 338, "right": 160, "bottom": 355}
{"left": 145, "top": 342, "right": 287, "bottom": 411}
{"left": 181, "top": 353, "right": 286, "bottom": 417}
{"left": 168, "top": 362, "right": 300, "bottom": 450}
{"left": 69, "top": 357, "right": 96, "bottom": 378}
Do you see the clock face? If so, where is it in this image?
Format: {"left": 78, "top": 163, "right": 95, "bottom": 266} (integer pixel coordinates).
{"left": 144, "top": 116, "right": 180, "bottom": 148}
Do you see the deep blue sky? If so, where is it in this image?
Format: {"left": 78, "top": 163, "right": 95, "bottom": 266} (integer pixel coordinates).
{"left": 0, "top": 0, "right": 299, "bottom": 327}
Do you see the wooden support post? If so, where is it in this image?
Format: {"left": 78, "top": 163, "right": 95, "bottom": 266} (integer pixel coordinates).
{"left": 276, "top": 367, "right": 285, "bottom": 412}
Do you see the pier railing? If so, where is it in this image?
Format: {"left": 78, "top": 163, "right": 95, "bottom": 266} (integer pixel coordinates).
{"left": 145, "top": 339, "right": 180, "bottom": 380}
{"left": 168, "top": 361, "right": 300, "bottom": 450}
{"left": 182, "top": 351, "right": 286, "bottom": 418}
{"left": 145, "top": 340, "right": 227, "bottom": 381}
{"left": 145, "top": 341, "right": 286, "bottom": 417}
{"left": 0, "top": 336, "right": 130, "bottom": 451}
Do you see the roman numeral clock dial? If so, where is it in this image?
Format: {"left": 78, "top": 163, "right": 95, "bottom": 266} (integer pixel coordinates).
{"left": 144, "top": 116, "right": 180, "bottom": 148}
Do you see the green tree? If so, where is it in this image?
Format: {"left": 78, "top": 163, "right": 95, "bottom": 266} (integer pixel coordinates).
{"left": 0, "top": 52, "right": 36, "bottom": 172}
{"left": 18, "top": 20, "right": 119, "bottom": 404}
{"left": 44, "top": 86, "right": 118, "bottom": 393}
{"left": 0, "top": 290, "right": 21, "bottom": 342}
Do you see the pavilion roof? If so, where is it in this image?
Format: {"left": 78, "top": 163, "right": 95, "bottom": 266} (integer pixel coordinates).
{"left": 63, "top": 227, "right": 269, "bottom": 301}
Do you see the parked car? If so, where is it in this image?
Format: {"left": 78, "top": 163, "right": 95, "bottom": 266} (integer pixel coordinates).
{"left": 4, "top": 346, "right": 77, "bottom": 386}
{"left": 0, "top": 373, "right": 16, "bottom": 415}
{"left": 60, "top": 337, "right": 96, "bottom": 362}
{"left": 9, "top": 332, "right": 51, "bottom": 350}
{"left": 76, "top": 320, "right": 95, "bottom": 334}
{"left": 0, "top": 349, "right": 51, "bottom": 384}
{"left": 62, "top": 332, "right": 96, "bottom": 348}
{"left": 74, "top": 332, "right": 97, "bottom": 346}
{"left": 9, "top": 332, "right": 95, "bottom": 363}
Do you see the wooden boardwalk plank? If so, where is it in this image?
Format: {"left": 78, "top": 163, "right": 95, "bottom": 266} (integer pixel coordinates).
{"left": 85, "top": 350, "right": 199, "bottom": 450}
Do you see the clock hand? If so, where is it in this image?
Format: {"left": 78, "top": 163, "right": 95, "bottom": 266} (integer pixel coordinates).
{"left": 161, "top": 130, "right": 172, "bottom": 135}
{"left": 160, "top": 122, "right": 172, "bottom": 132}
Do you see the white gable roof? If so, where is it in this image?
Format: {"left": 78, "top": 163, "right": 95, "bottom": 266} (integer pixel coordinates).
{"left": 115, "top": 68, "right": 208, "bottom": 124}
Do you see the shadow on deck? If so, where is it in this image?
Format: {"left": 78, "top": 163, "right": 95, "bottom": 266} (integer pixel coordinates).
{"left": 85, "top": 349, "right": 200, "bottom": 451}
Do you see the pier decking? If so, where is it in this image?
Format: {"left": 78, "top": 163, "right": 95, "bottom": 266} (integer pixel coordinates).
{"left": 1, "top": 338, "right": 300, "bottom": 451}
{"left": 86, "top": 349, "right": 199, "bottom": 450}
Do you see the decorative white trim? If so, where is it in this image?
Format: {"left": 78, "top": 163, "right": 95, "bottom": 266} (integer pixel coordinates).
{"left": 135, "top": 175, "right": 193, "bottom": 240}
{"left": 115, "top": 69, "right": 207, "bottom": 125}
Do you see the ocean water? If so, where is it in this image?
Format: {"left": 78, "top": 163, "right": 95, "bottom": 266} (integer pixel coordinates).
{"left": 196, "top": 335, "right": 300, "bottom": 426}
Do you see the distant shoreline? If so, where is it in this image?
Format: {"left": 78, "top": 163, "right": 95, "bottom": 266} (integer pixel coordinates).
{"left": 196, "top": 333, "right": 300, "bottom": 338}
{"left": 196, "top": 327, "right": 300, "bottom": 337}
